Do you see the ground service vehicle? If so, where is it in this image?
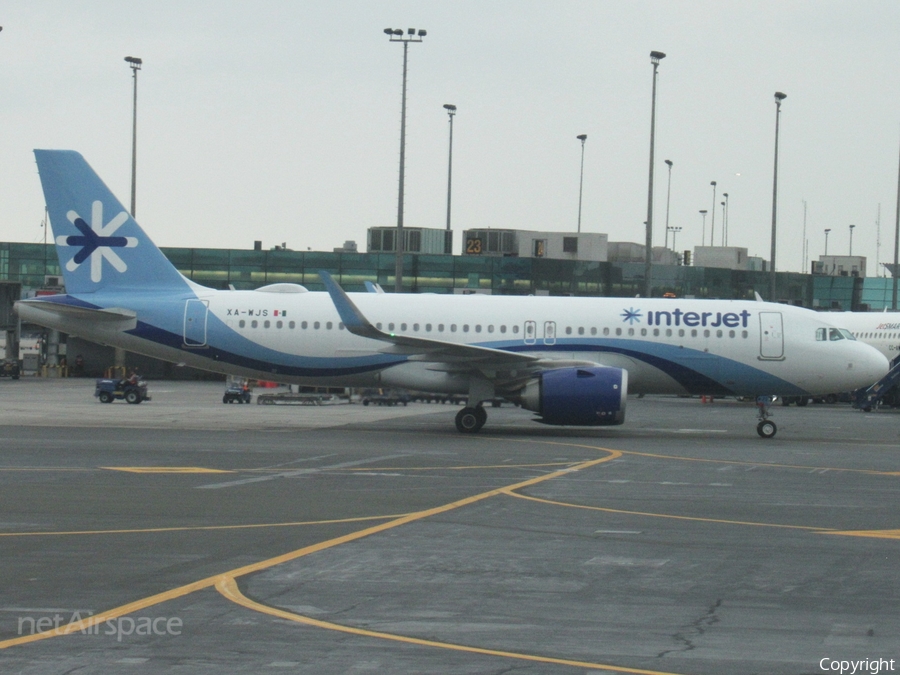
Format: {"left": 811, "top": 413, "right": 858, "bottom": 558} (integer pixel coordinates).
{"left": 94, "top": 378, "right": 150, "bottom": 404}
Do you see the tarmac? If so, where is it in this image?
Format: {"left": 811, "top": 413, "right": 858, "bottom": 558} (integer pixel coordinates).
{"left": 0, "top": 377, "right": 898, "bottom": 674}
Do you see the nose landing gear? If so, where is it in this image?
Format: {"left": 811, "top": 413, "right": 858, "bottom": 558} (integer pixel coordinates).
{"left": 756, "top": 395, "right": 777, "bottom": 438}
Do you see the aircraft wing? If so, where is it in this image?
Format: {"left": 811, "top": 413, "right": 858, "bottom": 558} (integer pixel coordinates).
{"left": 320, "top": 272, "right": 543, "bottom": 369}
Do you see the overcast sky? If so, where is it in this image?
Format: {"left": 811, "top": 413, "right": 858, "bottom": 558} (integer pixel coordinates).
{"left": 2, "top": 1, "right": 900, "bottom": 274}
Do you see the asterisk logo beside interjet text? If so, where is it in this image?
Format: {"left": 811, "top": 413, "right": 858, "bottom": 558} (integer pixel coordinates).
{"left": 56, "top": 201, "right": 138, "bottom": 282}
{"left": 621, "top": 307, "right": 642, "bottom": 324}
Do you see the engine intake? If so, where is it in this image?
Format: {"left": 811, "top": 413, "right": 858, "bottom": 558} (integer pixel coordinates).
{"left": 519, "top": 366, "right": 627, "bottom": 426}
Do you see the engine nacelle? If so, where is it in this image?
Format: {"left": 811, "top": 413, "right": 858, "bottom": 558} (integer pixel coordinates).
{"left": 519, "top": 366, "right": 627, "bottom": 426}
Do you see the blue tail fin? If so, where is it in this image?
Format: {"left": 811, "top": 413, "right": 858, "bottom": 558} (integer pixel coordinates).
{"left": 34, "top": 150, "right": 190, "bottom": 294}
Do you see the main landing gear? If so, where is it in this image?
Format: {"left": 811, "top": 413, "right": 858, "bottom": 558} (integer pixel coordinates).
{"left": 756, "top": 395, "right": 777, "bottom": 438}
{"left": 455, "top": 406, "right": 487, "bottom": 433}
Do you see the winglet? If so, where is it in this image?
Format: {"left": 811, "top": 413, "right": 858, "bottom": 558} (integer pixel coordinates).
{"left": 319, "top": 271, "right": 383, "bottom": 340}
{"left": 364, "top": 281, "right": 385, "bottom": 294}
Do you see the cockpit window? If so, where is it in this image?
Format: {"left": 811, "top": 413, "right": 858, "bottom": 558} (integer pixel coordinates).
{"left": 816, "top": 328, "right": 826, "bottom": 341}
{"left": 839, "top": 328, "right": 856, "bottom": 340}
{"left": 828, "top": 328, "right": 845, "bottom": 341}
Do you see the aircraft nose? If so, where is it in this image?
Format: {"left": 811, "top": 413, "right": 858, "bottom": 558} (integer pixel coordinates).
{"left": 853, "top": 344, "right": 890, "bottom": 387}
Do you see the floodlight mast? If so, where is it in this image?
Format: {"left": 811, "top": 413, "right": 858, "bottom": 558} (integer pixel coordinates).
{"left": 644, "top": 50, "right": 666, "bottom": 298}
{"left": 124, "top": 56, "right": 143, "bottom": 217}
{"left": 383, "top": 28, "right": 426, "bottom": 292}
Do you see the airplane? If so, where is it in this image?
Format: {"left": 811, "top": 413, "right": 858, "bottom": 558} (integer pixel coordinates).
{"left": 14, "top": 150, "right": 889, "bottom": 438}
{"left": 834, "top": 310, "right": 900, "bottom": 364}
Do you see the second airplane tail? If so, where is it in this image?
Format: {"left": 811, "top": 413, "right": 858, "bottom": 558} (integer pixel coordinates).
{"left": 34, "top": 149, "right": 190, "bottom": 295}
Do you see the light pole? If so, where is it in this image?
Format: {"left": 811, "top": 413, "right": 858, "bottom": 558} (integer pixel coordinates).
{"left": 770, "top": 91, "right": 787, "bottom": 301}
{"left": 576, "top": 134, "right": 587, "bottom": 233}
{"left": 443, "top": 104, "right": 456, "bottom": 254}
{"left": 124, "top": 56, "right": 142, "bottom": 217}
{"left": 644, "top": 50, "right": 666, "bottom": 298}
{"left": 699, "top": 210, "right": 708, "bottom": 247}
{"left": 384, "top": 27, "right": 426, "bottom": 292}
{"left": 668, "top": 226, "right": 682, "bottom": 255}
{"left": 722, "top": 192, "right": 729, "bottom": 245}
{"left": 849, "top": 224, "right": 856, "bottom": 256}
{"left": 825, "top": 228, "right": 831, "bottom": 255}
{"left": 663, "top": 159, "right": 673, "bottom": 249}
{"left": 709, "top": 181, "right": 717, "bottom": 246}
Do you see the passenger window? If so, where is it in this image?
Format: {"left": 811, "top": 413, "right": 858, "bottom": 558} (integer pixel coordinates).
{"left": 691, "top": 329, "right": 697, "bottom": 337}
{"left": 289, "top": 321, "right": 295, "bottom": 329}
{"left": 500, "top": 325, "right": 506, "bottom": 334}
{"left": 578, "top": 327, "right": 585, "bottom": 335}
{"left": 438, "top": 324, "right": 444, "bottom": 332}
{"left": 565, "top": 327, "right": 572, "bottom": 335}
{"left": 451, "top": 324, "right": 457, "bottom": 332}
{"left": 666, "top": 329, "right": 672, "bottom": 337}
{"left": 302, "top": 321, "right": 308, "bottom": 329}
{"left": 239, "top": 319, "right": 246, "bottom": 328}
{"left": 628, "top": 328, "right": 634, "bottom": 336}
{"left": 703, "top": 330, "right": 710, "bottom": 338}
{"left": 640, "top": 328, "right": 647, "bottom": 336}
{"left": 678, "top": 329, "right": 684, "bottom": 337}
{"left": 653, "top": 328, "right": 660, "bottom": 337}
{"left": 401, "top": 323, "right": 407, "bottom": 331}
{"left": 263, "top": 320, "right": 270, "bottom": 328}
{"left": 463, "top": 324, "right": 469, "bottom": 332}
{"left": 413, "top": 323, "right": 419, "bottom": 331}
{"left": 742, "top": 330, "right": 748, "bottom": 338}
{"left": 512, "top": 325, "right": 519, "bottom": 334}
{"left": 603, "top": 327, "right": 610, "bottom": 336}
{"left": 729, "top": 330, "right": 735, "bottom": 338}
{"left": 276, "top": 320, "right": 283, "bottom": 329}
{"left": 616, "top": 328, "right": 622, "bottom": 336}
{"left": 426, "top": 324, "right": 432, "bottom": 332}
{"left": 388, "top": 323, "right": 395, "bottom": 331}
{"left": 339, "top": 323, "right": 344, "bottom": 330}
{"left": 488, "top": 325, "right": 494, "bottom": 333}
{"left": 591, "top": 327, "right": 597, "bottom": 336}
{"left": 326, "top": 322, "right": 332, "bottom": 330}
{"left": 251, "top": 320, "right": 258, "bottom": 328}
{"left": 475, "top": 325, "right": 482, "bottom": 333}
{"left": 314, "top": 321, "right": 320, "bottom": 330}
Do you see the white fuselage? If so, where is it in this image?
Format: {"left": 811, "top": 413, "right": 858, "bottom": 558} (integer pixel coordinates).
{"left": 17, "top": 287, "right": 890, "bottom": 398}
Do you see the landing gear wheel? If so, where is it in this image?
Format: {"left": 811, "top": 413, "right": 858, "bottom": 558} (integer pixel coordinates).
{"left": 757, "top": 420, "right": 777, "bottom": 438}
{"left": 456, "top": 406, "right": 486, "bottom": 433}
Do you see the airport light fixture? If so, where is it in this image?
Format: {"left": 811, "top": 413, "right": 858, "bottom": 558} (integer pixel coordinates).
{"left": 709, "top": 181, "right": 717, "bottom": 246}
{"left": 849, "top": 224, "right": 856, "bottom": 256}
{"left": 384, "top": 27, "right": 426, "bottom": 292}
{"left": 644, "top": 50, "right": 666, "bottom": 297}
{"left": 699, "top": 209, "right": 708, "bottom": 247}
{"left": 576, "top": 134, "right": 588, "bottom": 233}
{"left": 663, "top": 160, "right": 673, "bottom": 249}
{"left": 667, "top": 225, "right": 682, "bottom": 253}
{"left": 770, "top": 91, "right": 787, "bottom": 301}
{"left": 825, "top": 228, "right": 831, "bottom": 255}
{"left": 444, "top": 104, "right": 456, "bottom": 253}
{"left": 124, "top": 56, "right": 142, "bottom": 217}
{"left": 722, "top": 192, "right": 729, "bottom": 246}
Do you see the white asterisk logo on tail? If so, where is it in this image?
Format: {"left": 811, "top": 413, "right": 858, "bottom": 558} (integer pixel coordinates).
{"left": 56, "top": 201, "right": 138, "bottom": 282}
